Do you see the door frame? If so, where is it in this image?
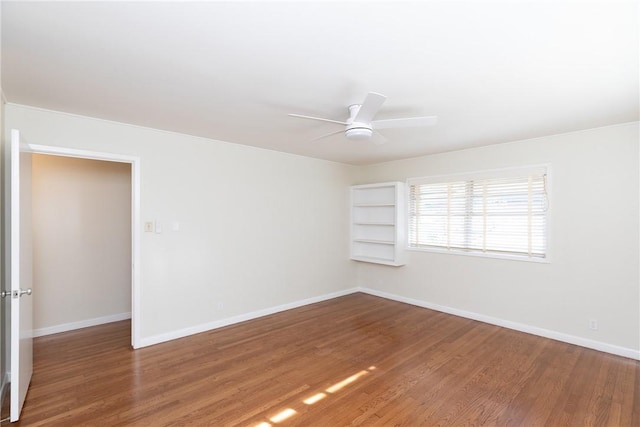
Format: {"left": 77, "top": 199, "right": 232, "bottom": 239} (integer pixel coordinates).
{"left": 27, "top": 143, "right": 141, "bottom": 348}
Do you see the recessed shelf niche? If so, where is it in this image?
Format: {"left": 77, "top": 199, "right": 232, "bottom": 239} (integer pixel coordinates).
{"left": 350, "top": 182, "right": 406, "bottom": 266}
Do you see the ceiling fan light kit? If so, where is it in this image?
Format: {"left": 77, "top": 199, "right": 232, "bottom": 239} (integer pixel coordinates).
{"left": 289, "top": 92, "right": 437, "bottom": 144}
{"left": 345, "top": 127, "right": 373, "bottom": 140}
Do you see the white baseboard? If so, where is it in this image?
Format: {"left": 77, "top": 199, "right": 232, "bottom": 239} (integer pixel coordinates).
{"left": 139, "top": 288, "right": 360, "bottom": 348}
{"left": 33, "top": 312, "right": 132, "bottom": 337}
{"left": 358, "top": 287, "right": 640, "bottom": 361}
{"left": 137, "top": 285, "right": 639, "bottom": 361}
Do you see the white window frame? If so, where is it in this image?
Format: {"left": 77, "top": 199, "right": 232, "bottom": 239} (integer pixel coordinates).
{"left": 407, "top": 164, "right": 551, "bottom": 263}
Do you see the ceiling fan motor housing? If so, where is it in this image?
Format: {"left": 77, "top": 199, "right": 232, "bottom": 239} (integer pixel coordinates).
{"left": 345, "top": 104, "right": 373, "bottom": 140}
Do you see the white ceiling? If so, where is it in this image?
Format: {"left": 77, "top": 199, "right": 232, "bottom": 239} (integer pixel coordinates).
{"left": 2, "top": 1, "right": 638, "bottom": 165}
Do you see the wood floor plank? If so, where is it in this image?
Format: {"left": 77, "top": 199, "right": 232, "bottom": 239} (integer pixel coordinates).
{"left": 4, "top": 293, "right": 639, "bottom": 426}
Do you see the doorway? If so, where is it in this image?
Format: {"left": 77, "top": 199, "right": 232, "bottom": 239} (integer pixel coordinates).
{"left": 22, "top": 144, "right": 140, "bottom": 347}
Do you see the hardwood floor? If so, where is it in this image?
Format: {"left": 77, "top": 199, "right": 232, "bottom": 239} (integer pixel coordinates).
{"left": 5, "top": 293, "right": 640, "bottom": 426}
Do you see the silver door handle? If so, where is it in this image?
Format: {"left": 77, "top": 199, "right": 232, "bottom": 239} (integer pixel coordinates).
{"left": 15, "top": 288, "right": 32, "bottom": 297}
{"left": 0, "top": 288, "right": 32, "bottom": 298}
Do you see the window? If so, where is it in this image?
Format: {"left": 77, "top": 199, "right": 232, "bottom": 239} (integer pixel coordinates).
{"left": 408, "top": 166, "right": 548, "bottom": 260}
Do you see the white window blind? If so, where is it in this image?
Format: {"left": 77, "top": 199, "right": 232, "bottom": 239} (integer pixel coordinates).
{"left": 408, "top": 167, "right": 548, "bottom": 259}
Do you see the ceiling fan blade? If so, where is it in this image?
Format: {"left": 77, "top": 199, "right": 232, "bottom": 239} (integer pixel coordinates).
{"left": 310, "top": 129, "right": 345, "bottom": 142}
{"left": 372, "top": 115, "right": 438, "bottom": 130}
{"left": 354, "top": 92, "right": 386, "bottom": 123}
{"left": 288, "top": 113, "right": 347, "bottom": 126}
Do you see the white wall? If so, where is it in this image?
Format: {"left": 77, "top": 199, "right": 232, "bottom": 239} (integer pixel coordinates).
{"left": 5, "top": 104, "right": 357, "bottom": 344}
{"left": 32, "top": 155, "right": 131, "bottom": 332}
{"left": 356, "top": 123, "right": 639, "bottom": 355}
{"left": 5, "top": 102, "right": 637, "bottom": 358}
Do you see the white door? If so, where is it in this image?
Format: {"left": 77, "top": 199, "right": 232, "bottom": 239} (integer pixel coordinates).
{"left": 9, "top": 129, "right": 34, "bottom": 422}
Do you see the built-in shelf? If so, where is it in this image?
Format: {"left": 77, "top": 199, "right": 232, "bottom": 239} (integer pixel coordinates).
{"left": 350, "top": 182, "right": 406, "bottom": 266}
{"left": 353, "top": 239, "right": 395, "bottom": 245}
{"left": 350, "top": 255, "right": 400, "bottom": 264}
{"left": 353, "top": 203, "right": 395, "bottom": 207}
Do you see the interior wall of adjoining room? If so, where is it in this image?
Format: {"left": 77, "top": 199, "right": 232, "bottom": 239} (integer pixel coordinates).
{"left": 355, "top": 122, "right": 640, "bottom": 355}
{"left": 31, "top": 154, "right": 132, "bottom": 334}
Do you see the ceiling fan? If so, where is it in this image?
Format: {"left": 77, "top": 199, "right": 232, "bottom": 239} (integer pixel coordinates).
{"left": 288, "top": 92, "right": 437, "bottom": 144}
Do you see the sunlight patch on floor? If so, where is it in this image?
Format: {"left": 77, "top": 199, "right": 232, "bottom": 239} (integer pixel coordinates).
{"left": 303, "top": 392, "right": 327, "bottom": 405}
{"left": 249, "top": 366, "right": 378, "bottom": 425}
{"left": 269, "top": 408, "right": 297, "bottom": 423}
{"left": 325, "top": 370, "right": 369, "bottom": 393}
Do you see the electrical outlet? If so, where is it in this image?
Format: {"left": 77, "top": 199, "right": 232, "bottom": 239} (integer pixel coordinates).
{"left": 588, "top": 319, "right": 598, "bottom": 330}
{"left": 144, "top": 222, "right": 154, "bottom": 232}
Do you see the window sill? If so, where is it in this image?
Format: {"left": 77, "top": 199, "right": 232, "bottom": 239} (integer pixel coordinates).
{"left": 407, "top": 246, "right": 550, "bottom": 264}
